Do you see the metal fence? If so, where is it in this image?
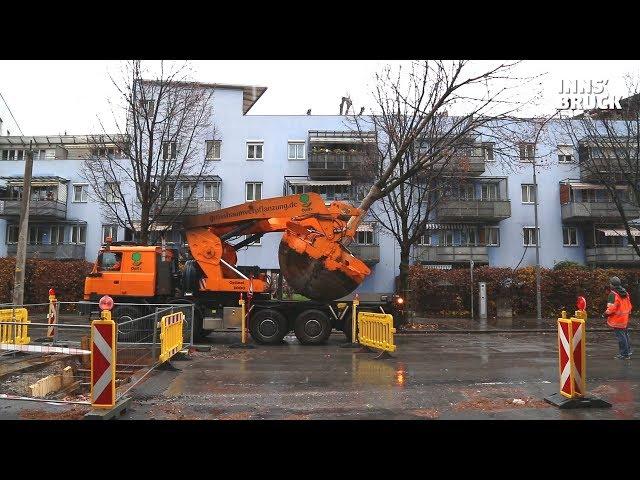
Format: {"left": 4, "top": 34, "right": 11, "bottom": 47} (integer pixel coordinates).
{"left": 0, "top": 301, "right": 194, "bottom": 406}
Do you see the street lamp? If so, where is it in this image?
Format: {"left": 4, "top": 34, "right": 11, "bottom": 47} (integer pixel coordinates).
{"left": 531, "top": 109, "right": 562, "bottom": 322}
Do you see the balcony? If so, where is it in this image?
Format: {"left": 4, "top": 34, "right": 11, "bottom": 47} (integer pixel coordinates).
{"left": 308, "top": 152, "right": 368, "bottom": 179}
{"left": 0, "top": 199, "right": 67, "bottom": 220}
{"left": 348, "top": 244, "right": 380, "bottom": 265}
{"left": 432, "top": 154, "right": 486, "bottom": 176}
{"left": 585, "top": 246, "right": 640, "bottom": 266}
{"left": 436, "top": 199, "right": 511, "bottom": 222}
{"left": 6, "top": 243, "right": 85, "bottom": 260}
{"left": 153, "top": 198, "right": 221, "bottom": 219}
{"left": 578, "top": 142, "right": 637, "bottom": 181}
{"left": 413, "top": 245, "right": 489, "bottom": 264}
{"left": 561, "top": 201, "right": 640, "bottom": 223}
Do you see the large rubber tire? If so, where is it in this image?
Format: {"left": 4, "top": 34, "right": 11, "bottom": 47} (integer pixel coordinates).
{"left": 249, "top": 309, "right": 289, "bottom": 345}
{"left": 294, "top": 309, "right": 332, "bottom": 345}
{"left": 113, "top": 305, "right": 143, "bottom": 342}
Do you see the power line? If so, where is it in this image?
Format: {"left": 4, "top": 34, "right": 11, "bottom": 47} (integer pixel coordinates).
{"left": 0, "top": 90, "right": 24, "bottom": 136}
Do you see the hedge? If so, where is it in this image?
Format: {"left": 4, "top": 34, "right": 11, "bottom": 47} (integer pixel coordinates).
{"left": 0, "top": 258, "right": 93, "bottom": 305}
{"left": 408, "top": 265, "right": 640, "bottom": 318}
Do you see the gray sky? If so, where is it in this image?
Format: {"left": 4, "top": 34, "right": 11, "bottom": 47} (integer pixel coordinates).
{"left": 1, "top": 60, "right": 639, "bottom": 135}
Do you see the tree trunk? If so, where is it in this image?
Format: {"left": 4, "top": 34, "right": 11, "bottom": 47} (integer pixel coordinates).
{"left": 398, "top": 246, "right": 411, "bottom": 298}
{"left": 140, "top": 204, "right": 150, "bottom": 245}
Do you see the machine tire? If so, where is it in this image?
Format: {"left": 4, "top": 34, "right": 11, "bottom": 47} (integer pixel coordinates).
{"left": 249, "top": 309, "right": 288, "bottom": 345}
{"left": 294, "top": 309, "right": 331, "bottom": 345}
{"left": 113, "top": 305, "right": 143, "bottom": 342}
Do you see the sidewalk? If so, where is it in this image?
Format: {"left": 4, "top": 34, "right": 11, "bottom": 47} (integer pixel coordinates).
{"left": 400, "top": 316, "right": 639, "bottom": 333}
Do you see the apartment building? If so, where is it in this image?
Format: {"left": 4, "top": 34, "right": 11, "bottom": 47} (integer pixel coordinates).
{"left": 1, "top": 82, "right": 638, "bottom": 295}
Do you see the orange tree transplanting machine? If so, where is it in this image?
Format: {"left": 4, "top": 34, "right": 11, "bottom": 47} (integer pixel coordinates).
{"left": 83, "top": 193, "right": 404, "bottom": 344}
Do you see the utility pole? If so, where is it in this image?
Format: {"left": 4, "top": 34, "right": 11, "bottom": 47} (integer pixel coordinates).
{"left": 531, "top": 110, "right": 561, "bottom": 323}
{"left": 470, "top": 259, "right": 474, "bottom": 320}
{"left": 12, "top": 140, "right": 33, "bottom": 306}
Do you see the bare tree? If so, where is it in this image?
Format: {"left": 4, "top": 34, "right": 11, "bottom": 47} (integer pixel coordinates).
{"left": 347, "top": 61, "right": 540, "bottom": 295}
{"left": 560, "top": 77, "right": 640, "bottom": 258}
{"left": 83, "top": 60, "right": 216, "bottom": 244}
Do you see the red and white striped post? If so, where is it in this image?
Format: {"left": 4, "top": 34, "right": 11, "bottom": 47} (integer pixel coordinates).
{"left": 46, "top": 288, "right": 57, "bottom": 338}
{"left": 90, "top": 295, "right": 116, "bottom": 409}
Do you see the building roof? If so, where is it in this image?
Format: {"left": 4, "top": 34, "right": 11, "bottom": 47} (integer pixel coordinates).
{"left": 140, "top": 79, "right": 267, "bottom": 115}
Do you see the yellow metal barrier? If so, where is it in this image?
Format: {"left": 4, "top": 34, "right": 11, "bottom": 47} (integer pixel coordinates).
{"left": 158, "top": 311, "right": 184, "bottom": 363}
{"left": 357, "top": 311, "right": 396, "bottom": 359}
{"left": 0, "top": 308, "right": 30, "bottom": 345}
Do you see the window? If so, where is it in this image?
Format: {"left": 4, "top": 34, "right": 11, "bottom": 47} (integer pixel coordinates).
{"left": 418, "top": 231, "right": 432, "bottom": 246}
{"left": 558, "top": 145, "right": 574, "bottom": 163}
{"left": 95, "top": 147, "right": 119, "bottom": 158}
{"left": 161, "top": 184, "right": 176, "bottom": 201}
{"left": 32, "top": 149, "right": 47, "bottom": 160}
{"left": 73, "top": 184, "right": 88, "bottom": 202}
{"left": 563, "top": 226, "right": 578, "bottom": 246}
{"left": 523, "top": 227, "right": 540, "bottom": 246}
{"left": 246, "top": 182, "right": 262, "bottom": 202}
{"left": 461, "top": 229, "right": 478, "bottom": 246}
{"left": 519, "top": 143, "right": 535, "bottom": 162}
{"left": 440, "top": 230, "right": 454, "bottom": 246}
{"left": 102, "top": 225, "right": 118, "bottom": 242}
{"left": 50, "top": 225, "right": 65, "bottom": 245}
{"left": 28, "top": 226, "right": 49, "bottom": 245}
{"left": 140, "top": 99, "right": 155, "bottom": 113}
{"left": 244, "top": 235, "right": 261, "bottom": 246}
{"left": 485, "top": 226, "right": 500, "bottom": 246}
{"left": 457, "top": 184, "right": 475, "bottom": 200}
{"left": 582, "top": 189, "right": 598, "bottom": 203}
{"left": 355, "top": 231, "right": 374, "bottom": 244}
{"left": 1, "top": 149, "right": 26, "bottom": 161}
{"left": 180, "top": 183, "right": 196, "bottom": 200}
{"left": 105, "top": 182, "right": 120, "bottom": 203}
{"left": 521, "top": 184, "right": 536, "bottom": 204}
{"left": 288, "top": 142, "right": 305, "bottom": 160}
{"left": 6, "top": 225, "right": 18, "bottom": 244}
{"left": 205, "top": 140, "right": 221, "bottom": 160}
{"left": 70, "top": 225, "right": 86, "bottom": 244}
{"left": 482, "top": 183, "right": 498, "bottom": 201}
{"left": 204, "top": 182, "right": 220, "bottom": 201}
{"left": 162, "top": 141, "right": 177, "bottom": 160}
{"left": 247, "top": 142, "right": 264, "bottom": 160}
{"left": 482, "top": 143, "right": 495, "bottom": 162}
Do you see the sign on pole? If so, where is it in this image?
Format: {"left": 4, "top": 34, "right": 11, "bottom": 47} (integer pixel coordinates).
{"left": 91, "top": 319, "right": 116, "bottom": 409}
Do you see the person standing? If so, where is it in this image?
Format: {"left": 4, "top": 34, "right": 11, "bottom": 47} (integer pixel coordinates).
{"left": 604, "top": 276, "right": 633, "bottom": 360}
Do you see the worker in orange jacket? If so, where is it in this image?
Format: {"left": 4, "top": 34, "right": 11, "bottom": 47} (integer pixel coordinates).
{"left": 604, "top": 276, "right": 633, "bottom": 360}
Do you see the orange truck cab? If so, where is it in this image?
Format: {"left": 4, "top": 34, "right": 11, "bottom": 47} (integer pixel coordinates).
{"left": 84, "top": 244, "right": 178, "bottom": 302}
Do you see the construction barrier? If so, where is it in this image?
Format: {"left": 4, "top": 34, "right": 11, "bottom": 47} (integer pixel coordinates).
{"left": 357, "top": 311, "right": 396, "bottom": 358}
{"left": 158, "top": 311, "right": 184, "bottom": 363}
{"left": 557, "top": 309, "right": 586, "bottom": 398}
{"left": 91, "top": 309, "right": 117, "bottom": 409}
{"left": 0, "top": 308, "right": 30, "bottom": 345}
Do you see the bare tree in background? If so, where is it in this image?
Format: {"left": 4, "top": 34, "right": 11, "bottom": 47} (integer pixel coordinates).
{"left": 83, "top": 60, "right": 216, "bottom": 244}
{"left": 560, "top": 78, "right": 640, "bottom": 258}
{"left": 348, "top": 60, "right": 541, "bottom": 295}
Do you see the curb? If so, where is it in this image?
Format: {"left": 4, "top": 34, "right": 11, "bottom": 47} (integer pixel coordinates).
{"left": 397, "top": 328, "right": 633, "bottom": 334}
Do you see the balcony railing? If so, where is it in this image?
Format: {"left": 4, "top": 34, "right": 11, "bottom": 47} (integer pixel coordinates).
{"left": 0, "top": 199, "right": 67, "bottom": 219}
{"left": 6, "top": 243, "right": 85, "bottom": 260}
{"left": 585, "top": 246, "right": 640, "bottom": 265}
{"left": 561, "top": 201, "right": 640, "bottom": 222}
{"left": 308, "top": 152, "right": 367, "bottom": 178}
{"left": 348, "top": 244, "right": 380, "bottom": 265}
{"left": 431, "top": 154, "right": 486, "bottom": 176}
{"left": 153, "top": 198, "right": 222, "bottom": 218}
{"left": 436, "top": 199, "right": 511, "bottom": 222}
{"left": 413, "top": 245, "right": 489, "bottom": 264}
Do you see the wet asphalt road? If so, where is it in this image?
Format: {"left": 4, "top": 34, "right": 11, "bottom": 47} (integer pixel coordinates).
{"left": 1, "top": 330, "right": 637, "bottom": 420}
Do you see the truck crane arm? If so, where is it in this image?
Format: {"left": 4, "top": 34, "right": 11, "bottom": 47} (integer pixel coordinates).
{"left": 182, "top": 192, "right": 370, "bottom": 301}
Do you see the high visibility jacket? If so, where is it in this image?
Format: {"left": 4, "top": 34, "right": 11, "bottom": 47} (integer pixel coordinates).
{"left": 606, "top": 290, "right": 632, "bottom": 329}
